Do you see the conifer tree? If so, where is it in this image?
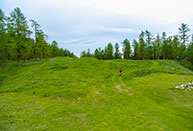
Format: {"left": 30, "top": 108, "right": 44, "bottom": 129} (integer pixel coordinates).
{"left": 187, "top": 35, "right": 193, "bottom": 67}
{"left": 0, "top": 9, "right": 7, "bottom": 67}
{"left": 122, "top": 39, "right": 131, "bottom": 59}
{"left": 154, "top": 34, "right": 161, "bottom": 59}
{"left": 94, "top": 48, "right": 99, "bottom": 59}
{"left": 145, "top": 30, "right": 153, "bottom": 59}
{"left": 105, "top": 43, "right": 113, "bottom": 59}
{"left": 138, "top": 32, "right": 146, "bottom": 60}
{"left": 161, "top": 32, "right": 167, "bottom": 59}
{"left": 133, "top": 39, "right": 139, "bottom": 60}
{"left": 171, "top": 36, "right": 180, "bottom": 59}
{"left": 10, "top": 7, "right": 31, "bottom": 66}
{"left": 114, "top": 43, "right": 121, "bottom": 59}
{"left": 179, "top": 23, "right": 190, "bottom": 45}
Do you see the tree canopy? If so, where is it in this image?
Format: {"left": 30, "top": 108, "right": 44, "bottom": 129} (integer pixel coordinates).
{"left": 0, "top": 7, "right": 75, "bottom": 67}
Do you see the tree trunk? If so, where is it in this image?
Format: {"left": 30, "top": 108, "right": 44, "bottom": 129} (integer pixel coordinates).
{"left": 41, "top": 52, "right": 43, "bottom": 59}
{"left": 18, "top": 55, "right": 21, "bottom": 67}
{"left": 25, "top": 55, "right": 27, "bottom": 63}
{"left": 183, "top": 57, "right": 187, "bottom": 66}
{"left": 142, "top": 50, "right": 145, "bottom": 60}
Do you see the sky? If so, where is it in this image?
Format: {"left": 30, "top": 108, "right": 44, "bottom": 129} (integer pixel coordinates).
{"left": 1, "top": 0, "right": 193, "bottom": 56}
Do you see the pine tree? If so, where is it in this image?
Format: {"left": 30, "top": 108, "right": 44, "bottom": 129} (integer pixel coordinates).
{"left": 171, "top": 36, "right": 180, "bottom": 59}
{"left": 30, "top": 20, "right": 48, "bottom": 59}
{"left": 80, "top": 51, "right": 86, "bottom": 57}
{"left": 179, "top": 23, "right": 190, "bottom": 45}
{"left": 0, "top": 9, "right": 7, "bottom": 67}
{"left": 101, "top": 49, "right": 105, "bottom": 59}
{"left": 178, "top": 23, "right": 190, "bottom": 65}
{"left": 94, "top": 49, "right": 99, "bottom": 59}
{"left": 154, "top": 34, "right": 161, "bottom": 59}
{"left": 166, "top": 36, "right": 172, "bottom": 59}
{"left": 87, "top": 48, "right": 92, "bottom": 57}
{"left": 138, "top": 32, "right": 146, "bottom": 60}
{"left": 105, "top": 43, "right": 113, "bottom": 59}
{"left": 50, "top": 40, "right": 59, "bottom": 57}
{"left": 10, "top": 7, "right": 31, "bottom": 66}
{"left": 161, "top": 32, "right": 167, "bottom": 59}
{"left": 187, "top": 35, "right": 193, "bottom": 67}
{"left": 122, "top": 39, "right": 131, "bottom": 59}
{"left": 145, "top": 30, "right": 153, "bottom": 59}
{"left": 98, "top": 47, "right": 102, "bottom": 59}
{"left": 133, "top": 39, "right": 139, "bottom": 60}
{"left": 114, "top": 43, "right": 121, "bottom": 59}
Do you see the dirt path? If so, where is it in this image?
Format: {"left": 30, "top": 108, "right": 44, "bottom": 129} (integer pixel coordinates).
{"left": 112, "top": 73, "right": 132, "bottom": 95}
{"left": 151, "top": 61, "right": 158, "bottom": 68}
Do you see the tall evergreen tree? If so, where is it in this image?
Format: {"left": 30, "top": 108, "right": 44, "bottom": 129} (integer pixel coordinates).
{"left": 139, "top": 38, "right": 145, "bottom": 60}
{"left": 187, "top": 35, "right": 193, "bottom": 67}
{"left": 98, "top": 47, "right": 102, "bottom": 59}
{"left": 139, "top": 31, "right": 145, "bottom": 38}
{"left": 10, "top": 7, "right": 31, "bottom": 66}
{"left": 171, "top": 36, "right": 180, "bottom": 59}
{"left": 80, "top": 51, "right": 86, "bottom": 57}
{"left": 50, "top": 40, "right": 59, "bottom": 57}
{"left": 0, "top": 9, "right": 7, "bottom": 67}
{"left": 30, "top": 20, "right": 48, "bottom": 59}
{"left": 87, "top": 48, "right": 92, "bottom": 57}
{"left": 114, "top": 43, "right": 121, "bottom": 59}
{"left": 122, "top": 39, "right": 131, "bottom": 59}
{"left": 166, "top": 36, "right": 173, "bottom": 59}
{"left": 101, "top": 49, "right": 105, "bottom": 59}
{"left": 178, "top": 23, "right": 190, "bottom": 64}
{"left": 145, "top": 30, "right": 153, "bottom": 59}
{"left": 161, "top": 32, "right": 167, "bottom": 59}
{"left": 138, "top": 32, "right": 146, "bottom": 60}
{"left": 104, "top": 43, "right": 113, "bottom": 59}
{"left": 179, "top": 23, "right": 190, "bottom": 45}
{"left": 94, "top": 48, "right": 99, "bottom": 59}
{"left": 154, "top": 34, "right": 161, "bottom": 59}
{"left": 133, "top": 39, "right": 139, "bottom": 60}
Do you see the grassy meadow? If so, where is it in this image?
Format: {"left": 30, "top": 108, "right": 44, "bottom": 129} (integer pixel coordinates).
{"left": 0, "top": 57, "right": 193, "bottom": 130}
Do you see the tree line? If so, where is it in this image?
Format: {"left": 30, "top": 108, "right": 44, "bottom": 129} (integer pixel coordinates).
{"left": 81, "top": 23, "right": 193, "bottom": 67}
{"left": 1, "top": 7, "right": 193, "bottom": 68}
{"left": 0, "top": 7, "right": 75, "bottom": 67}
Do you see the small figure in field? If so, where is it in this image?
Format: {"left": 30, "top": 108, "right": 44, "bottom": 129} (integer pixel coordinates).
{"left": 120, "top": 68, "right": 123, "bottom": 76}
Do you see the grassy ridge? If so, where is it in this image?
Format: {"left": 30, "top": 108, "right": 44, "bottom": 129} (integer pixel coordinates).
{"left": 0, "top": 57, "right": 193, "bottom": 130}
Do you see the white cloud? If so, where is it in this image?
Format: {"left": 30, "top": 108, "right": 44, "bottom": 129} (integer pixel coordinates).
{"left": 68, "top": 0, "right": 193, "bottom": 23}
{"left": 96, "top": 26, "right": 140, "bottom": 34}
{"left": 61, "top": 39, "right": 98, "bottom": 46}
{"left": 62, "top": 39, "right": 84, "bottom": 44}
{"left": 6, "top": 0, "right": 193, "bottom": 24}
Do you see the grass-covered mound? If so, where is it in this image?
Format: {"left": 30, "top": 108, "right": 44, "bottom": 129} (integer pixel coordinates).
{"left": 0, "top": 57, "right": 193, "bottom": 130}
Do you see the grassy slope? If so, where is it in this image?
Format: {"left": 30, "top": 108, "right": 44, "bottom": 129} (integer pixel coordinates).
{"left": 0, "top": 57, "right": 193, "bottom": 130}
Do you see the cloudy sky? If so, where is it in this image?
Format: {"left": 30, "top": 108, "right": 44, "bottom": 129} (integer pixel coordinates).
{"left": 1, "top": 0, "right": 193, "bottom": 55}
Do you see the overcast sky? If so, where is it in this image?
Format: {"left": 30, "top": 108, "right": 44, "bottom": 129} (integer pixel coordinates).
{"left": 1, "top": 0, "right": 193, "bottom": 55}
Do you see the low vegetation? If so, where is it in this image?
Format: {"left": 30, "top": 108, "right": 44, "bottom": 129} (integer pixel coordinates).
{"left": 0, "top": 6, "right": 193, "bottom": 131}
{"left": 0, "top": 57, "right": 193, "bottom": 130}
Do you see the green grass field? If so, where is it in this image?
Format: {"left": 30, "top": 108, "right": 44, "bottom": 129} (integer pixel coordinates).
{"left": 0, "top": 57, "right": 193, "bottom": 130}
